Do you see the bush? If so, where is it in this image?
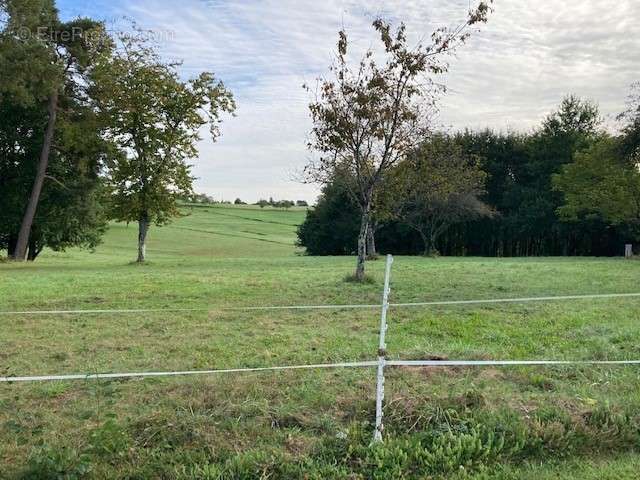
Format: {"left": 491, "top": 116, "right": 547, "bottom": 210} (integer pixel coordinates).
{"left": 17, "top": 402, "right": 640, "bottom": 479}
{"left": 297, "top": 181, "right": 359, "bottom": 255}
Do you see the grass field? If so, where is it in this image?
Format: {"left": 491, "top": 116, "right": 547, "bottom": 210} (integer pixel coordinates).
{"left": 1, "top": 204, "right": 640, "bottom": 479}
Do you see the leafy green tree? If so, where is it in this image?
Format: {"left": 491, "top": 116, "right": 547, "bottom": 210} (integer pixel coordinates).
{"left": 0, "top": 96, "right": 109, "bottom": 259}
{"left": 448, "top": 129, "right": 528, "bottom": 255}
{"left": 553, "top": 137, "right": 640, "bottom": 242}
{"left": 516, "top": 96, "right": 602, "bottom": 251}
{"left": 191, "top": 193, "right": 216, "bottom": 204}
{"left": 394, "top": 135, "right": 492, "bottom": 255}
{"left": 448, "top": 124, "right": 628, "bottom": 257}
{"left": 305, "top": 6, "right": 491, "bottom": 280}
{"left": 0, "top": 0, "right": 110, "bottom": 260}
{"left": 92, "top": 32, "right": 235, "bottom": 262}
{"left": 274, "top": 200, "right": 294, "bottom": 209}
{"left": 297, "top": 180, "right": 360, "bottom": 255}
{"left": 451, "top": 96, "right": 603, "bottom": 257}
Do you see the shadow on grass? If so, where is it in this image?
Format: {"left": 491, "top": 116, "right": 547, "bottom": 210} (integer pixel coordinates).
{"left": 343, "top": 273, "right": 376, "bottom": 285}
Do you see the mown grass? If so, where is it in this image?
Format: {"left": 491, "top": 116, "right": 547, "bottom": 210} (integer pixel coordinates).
{"left": 1, "top": 203, "right": 639, "bottom": 478}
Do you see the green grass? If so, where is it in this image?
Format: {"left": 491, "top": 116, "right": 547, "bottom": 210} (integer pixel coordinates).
{"left": 1, "top": 203, "right": 640, "bottom": 478}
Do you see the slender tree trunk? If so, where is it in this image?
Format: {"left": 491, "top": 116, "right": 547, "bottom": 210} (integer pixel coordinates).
{"left": 427, "top": 230, "right": 439, "bottom": 256}
{"left": 12, "top": 90, "right": 59, "bottom": 261}
{"left": 417, "top": 230, "right": 430, "bottom": 256}
{"left": 366, "top": 221, "right": 377, "bottom": 259}
{"left": 355, "top": 209, "right": 370, "bottom": 281}
{"left": 137, "top": 213, "right": 149, "bottom": 263}
{"left": 27, "top": 238, "right": 41, "bottom": 261}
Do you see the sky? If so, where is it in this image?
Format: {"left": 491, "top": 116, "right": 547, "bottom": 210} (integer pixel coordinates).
{"left": 57, "top": 0, "right": 640, "bottom": 203}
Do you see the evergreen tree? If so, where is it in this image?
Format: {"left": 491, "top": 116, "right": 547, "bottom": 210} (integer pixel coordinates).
{"left": 0, "top": 0, "right": 111, "bottom": 259}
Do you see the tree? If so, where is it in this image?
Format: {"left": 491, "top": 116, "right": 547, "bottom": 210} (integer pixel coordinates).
{"left": 190, "top": 192, "right": 216, "bottom": 204}
{"left": 0, "top": 94, "right": 109, "bottom": 260}
{"left": 448, "top": 97, "right": 604, "bottom": 257}
{"left": 305, "top": 6, "right": 491, "bottom": 280}
{"left": 274, "top": 200, "right": 294, "bottom": 209}
{"left": 92, "top": 32, "right": 235, "bottom": 262}
{"left": 0, "top": 0, "right": 111, "bottom": 260}
{"left": 516, "top": 96, "right": 602, "bottom": 252}
{"left": 394, "top": 135, "right": 492, "bottom": 255}
{"left": 618, "top": 82, "right": 640, "bottom": 163}
{"left": 447, "top": 110, "right": 629, "bottom": 257}
{"left": 553, "top": 137, "right": 640, "bottom": 242}
{"left": 297, "top": 179, "right": 360, "bottom": 255}
{"left": 234, "top": 198, "right": 245, "bottom": 205}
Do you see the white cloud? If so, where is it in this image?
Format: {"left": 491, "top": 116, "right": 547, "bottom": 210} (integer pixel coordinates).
{"left": 61, "top": 0, "right": 640, "bottom": 203}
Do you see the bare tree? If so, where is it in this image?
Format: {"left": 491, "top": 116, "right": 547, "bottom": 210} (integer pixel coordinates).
{"left": 304, "top": 5, "right": 491, "bottom": 280}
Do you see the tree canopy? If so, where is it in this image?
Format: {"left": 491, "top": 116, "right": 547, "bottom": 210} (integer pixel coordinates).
{"left": 305, "top": 6, "right": 491, "bottom": 280}
{"left": 0, "top": 0, "right": 111, "bottom": 260}
{"left": 554, "top": 138, "right": 640, "bottom": 237}
{"left": 92, "top": 31, "right": 235, "bottom": 262}
{"left": 394, "top": 135, "right": 492, "bottom": 255}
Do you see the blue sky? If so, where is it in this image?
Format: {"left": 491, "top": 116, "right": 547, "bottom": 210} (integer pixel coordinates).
{"left": 57, "top": 0, "right": 639, "bottom": 203}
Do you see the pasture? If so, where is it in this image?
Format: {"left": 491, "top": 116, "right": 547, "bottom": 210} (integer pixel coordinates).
{"left": 1, "top": 204, "right": 640, "bottom": 479}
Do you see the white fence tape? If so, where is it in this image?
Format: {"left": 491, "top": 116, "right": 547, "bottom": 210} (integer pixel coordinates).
{"left": 0, "top": 305, "right": 379, "bottom": 315}
{"left": 1, "top": 292, "right": 639, "bottom": 316}
{"left": 387, "top": 359, "right": 640, "bottom": 367}
{"left": 3, "top": 358, "right": 639, "bottom": 384}
{"left": 0, "top": 361, "right": 378, "bottom": 383}
{"left": 391, "top": 292, "right": 640, "bottom": 308}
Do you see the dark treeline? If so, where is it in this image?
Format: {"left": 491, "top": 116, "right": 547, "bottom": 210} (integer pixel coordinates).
{"left": 299, "top": 94, "right": 640, "bottom": 257}
{"left": 440, "top": 128, "right": 625, "bottom": 257}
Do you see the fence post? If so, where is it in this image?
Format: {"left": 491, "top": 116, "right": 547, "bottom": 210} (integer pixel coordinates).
{"left": 374, "top": 254, "right": 393, "bottom": 442}
{"left": 625, "top": 244, "right": 633, "bottom": 259}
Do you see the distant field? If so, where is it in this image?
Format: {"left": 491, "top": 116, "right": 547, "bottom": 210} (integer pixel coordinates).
{"left": 1, "top": 204, "right": 640, "bottom": 479}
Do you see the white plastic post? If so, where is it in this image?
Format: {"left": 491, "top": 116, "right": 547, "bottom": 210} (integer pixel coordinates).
{"left": 374, "top": 254, "right": 393, "bottom": 442}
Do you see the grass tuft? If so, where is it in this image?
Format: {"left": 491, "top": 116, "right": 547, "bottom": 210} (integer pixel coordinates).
{"left": 127, "top": 260, "right": 154, "bottom": 266}
{"left": 343, "top": 273, "right": 376, "bottom": 284}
